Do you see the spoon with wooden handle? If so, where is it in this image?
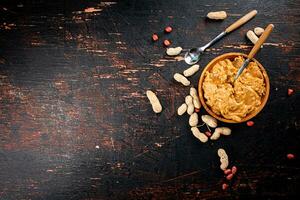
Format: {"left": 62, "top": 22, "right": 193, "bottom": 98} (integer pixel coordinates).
{"left": 185, "top": 10, "right": 257, "bottom": 65}
{"left": 234, "top": 24, "right": 274, "bottom": 81}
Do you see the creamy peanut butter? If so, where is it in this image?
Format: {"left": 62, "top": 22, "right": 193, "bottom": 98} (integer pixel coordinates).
{"left": 202, "top": 56, "right": 266, "bottom": 122}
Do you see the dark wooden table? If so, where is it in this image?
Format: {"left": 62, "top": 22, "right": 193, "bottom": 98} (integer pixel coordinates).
{"left": 0, "top": 0, "right": 299, "bottom": 199}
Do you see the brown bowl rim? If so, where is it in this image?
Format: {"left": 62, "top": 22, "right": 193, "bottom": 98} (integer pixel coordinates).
{"left": 198, "top": 52, "right": 270, "bottom": 123}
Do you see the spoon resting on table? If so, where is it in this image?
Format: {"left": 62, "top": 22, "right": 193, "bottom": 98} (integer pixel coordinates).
{"left": 185, "top": 10, "right": 257, "bottom": 65}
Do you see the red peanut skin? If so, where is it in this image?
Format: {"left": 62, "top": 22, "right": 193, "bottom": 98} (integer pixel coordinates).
{"left": 152, "top": 34, "right": 159, "bottom": 41}
{"left": 165, "top": 26, "right": 173, "bottom": 33}
{"left": 224, "top": 169, "right": 232, "bottom": 175}
{"left": 287, "top": 153, "right": 295, "bottom": 159}
{"left": 163, "top": 40, "right": 171, "bottom": 46}
{"left": 205, "top": 131, "right": 212, "bottom": 137}
{"left": 247, "top": 121, "right": 254, "bottom": 126}
{"left": 288, "top": 88, "right": 294, "bottom": 96}
{"left": 232, "top": 166, "right": 237, "bottom": 174}
{"left": 222, "top": 183, "right": 229, "bottom": 190}
{"left": 226, "top": 173, "right": 234, "bottom": 180}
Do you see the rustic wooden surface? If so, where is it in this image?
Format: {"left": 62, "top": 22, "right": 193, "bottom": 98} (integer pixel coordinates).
{"left": 0, "top": 0, "right": 299, "bottom": 199}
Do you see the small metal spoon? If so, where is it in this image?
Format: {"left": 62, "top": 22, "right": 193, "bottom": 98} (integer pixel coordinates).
{"left": 185, "top": 10, "right": 257, "bottom": 65}
{"left": 234, "top": 24, "right": 274, "bottom": 81}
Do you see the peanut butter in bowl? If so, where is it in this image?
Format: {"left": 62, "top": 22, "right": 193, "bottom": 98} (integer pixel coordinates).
{"left": 201, "top": 55, "right": 267, "bottom": 122}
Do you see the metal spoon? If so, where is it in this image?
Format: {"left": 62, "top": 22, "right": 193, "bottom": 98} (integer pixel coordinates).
{"left": 185, "top": 10, "right": 257, "bottom": 65}
{"left": 234, "top": 24, "right": 274, "bottom": 81}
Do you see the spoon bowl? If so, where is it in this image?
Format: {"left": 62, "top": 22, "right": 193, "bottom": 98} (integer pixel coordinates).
{"left": 184, "top": 48, "right": 202, "bottom": 65}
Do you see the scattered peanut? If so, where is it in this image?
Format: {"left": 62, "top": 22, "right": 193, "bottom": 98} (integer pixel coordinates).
{"left": 190, "top": 87, "right": 197, "bottom": 96}
{"left": 190, "top": 87, "right": 201, "bottom": 109}
{"left": 166, "top": 47, "right": 182, "bottom": 56}
{"left": 207, "top": 11, "right": 227, "bottom": 20}
{"left": 217, "top": 148, "right": 226, "bottom": 157}
{"left": 246, "top": 30, "right": 261, "bottom": 46}
{"left": 288, "top": 88, "right": 294, "bottom": 96}
{"left": 226, "top": 173, "right": 234, "bottom": 180}
{"left": 187, "top": 103, "right": 194, "bottom": 115}
{"left": 183, "top": 64, "right": 200, "bottom": 77}
{"left": 254, "top": 27, "right": 264, "bottom": 36}
{"left": 177, "top": 103, "right": 187, "bottom": 116}
{"left": 210, "top": 127, "right": 232, "bottom": 140}
{"left": 201, "top": 115, "right": 218, "bottom": 128}
{"left": 185, "top": 95, "right": 194, "bottom": 115}
{"left": 218, "top": 148, "right": 229, "bottom": 170}
{"left": 152, "top": 33, "right": 159, "bottom": 42}
{"left": 146, "top": 90, "right": 162, "bottom": 113}
{"left": 193, "top": 99, "right": 201, "bottom": 110}
{"left": 174, "top": 73, "right": 190, "bottom": 86}
{"left": 185, "top": 95, "right": 193, "bottom": 105}
{"left": 224, "top": 169, "right": 232, "bottom": 175}
{"left": 287, "top": 153, "right": 295, "bottom": 160}
{"left": 222, "top": 183, "right": 229, "bottom": 190}
{"left": 231, "top": 166, "right": 237, "bottom": 174}
{"left": 218, "top": 127, "right": 231, "bottom": 135}
{"left": 163, "top": 39, "right": 171, "bottom": 47}
{"left": 246, "top": 120, "right": 254, "bottom": 127}
{"left": 164, "top": 26, "right": 173, "bottom": 33}
{"left": 220, "top": 160, "right": 229, "bottom": 171}
{"left": 189, "top": 113, "right": 198, "bottom": 127}
{"left": 191, "top": 127, "right": 208, "bottom": 143}
{"left": 210, "top": 131, "right": 220, "bottom": 140}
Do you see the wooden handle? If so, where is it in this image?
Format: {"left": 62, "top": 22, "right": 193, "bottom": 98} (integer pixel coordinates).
{"left": 248, "top": 24, "right": 274, "bottom": 59}
{"left": 225, "top": 10, "right": 257, "bottom": 33}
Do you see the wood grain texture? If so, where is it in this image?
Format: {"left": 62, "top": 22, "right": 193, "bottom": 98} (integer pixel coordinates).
{"left": 0, "top": 0, "right": 299, "bottom": 199}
